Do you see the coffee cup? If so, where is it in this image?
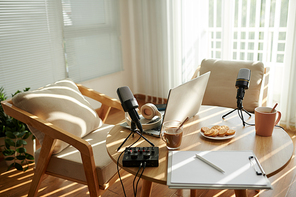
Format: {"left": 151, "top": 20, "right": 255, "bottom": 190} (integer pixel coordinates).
{"left": 255, "top": 106, "right": 281, "bottom": 137}
{"left": 161, "top": 120, "right": 183, "bottom": 150}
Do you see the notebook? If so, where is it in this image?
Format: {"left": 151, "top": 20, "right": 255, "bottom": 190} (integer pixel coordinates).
{"left": 121, "top": 71, "right": 210, "bottom": 137}
{"left": 167, "top": 150, "right": 272, "bottom": 190}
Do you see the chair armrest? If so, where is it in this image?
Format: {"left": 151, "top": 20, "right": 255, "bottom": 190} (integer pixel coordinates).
{"left": 76, "top": 83, "right": 122, "bottom": 111}
{"left": 1, "top": 100, "right": 93, "bottom": 157}
{"left": 76, "top": 83, "right": 124, "bottom": 123}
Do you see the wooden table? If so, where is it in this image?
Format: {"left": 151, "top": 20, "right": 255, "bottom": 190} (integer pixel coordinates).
{"left": 106, "top": 106, "right": 294, "bottom": 197}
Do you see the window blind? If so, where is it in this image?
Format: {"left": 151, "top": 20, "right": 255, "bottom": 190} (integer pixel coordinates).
{"left": 0, "top": 0, "right": 66, "bottom": 96}
{"left": 0, "top": 0, "right": 122, "bottom": 96}
{"left": 62, "top": 0, "right": 123, "bottom": 82}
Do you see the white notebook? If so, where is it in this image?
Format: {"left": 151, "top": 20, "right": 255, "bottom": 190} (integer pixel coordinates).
{"left": 167, "top": 150, "right": 272, "bottom": 190}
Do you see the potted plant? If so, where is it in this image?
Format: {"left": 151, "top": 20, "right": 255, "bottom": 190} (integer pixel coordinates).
{"left": 0, "top": 87, "right": 34, "bottom": 171}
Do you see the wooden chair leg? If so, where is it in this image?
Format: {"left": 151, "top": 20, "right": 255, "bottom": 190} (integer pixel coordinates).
{"left": 141, "top": 179, "right": 153, "bottom": 197}
{"left": 28, "top": 135, "right": 55, "bottom": 197}
{"left": 81, "top": 150, "right": 101, "bottom": 197}
{"left": 190, "top": 189, "right": 198, "bottom": 197}
{"left": 234, "top": 189, "right": 248, "bottom": 197}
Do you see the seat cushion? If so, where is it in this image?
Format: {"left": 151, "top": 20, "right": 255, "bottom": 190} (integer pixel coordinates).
{"left": 35, "top": 124, "right": 116, "bottom": 186}
{"left": 199, "top": 59, "right": 264, "bottom": 112}
{"left": 12, "top": 79, "right": 102, "bottom": 154}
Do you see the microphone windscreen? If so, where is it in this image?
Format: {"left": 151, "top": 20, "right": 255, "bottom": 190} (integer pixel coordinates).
{"left": 236, "top": 68, "right": 251, "bottom": 89}
{"left": 237, "top": 68, "right": 251, "bottom": 81}
{"left": 117, "top": 86, "right": 134, "bottom": 103}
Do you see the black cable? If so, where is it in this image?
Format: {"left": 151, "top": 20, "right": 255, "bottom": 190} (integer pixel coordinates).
{"left": 117, "top": 130, "right": 143, "bottom": 197}
{"left": 117, "top": 150, "right": 126, "bottom": 197}
{"left": 135, "top": 162, "right": 146, "bottom": 196}
{"left": 133, "top": 163, "right": 143, "bottom": 197}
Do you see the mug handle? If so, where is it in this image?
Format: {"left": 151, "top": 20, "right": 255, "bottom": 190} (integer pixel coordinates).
{"left": 274, "top": 111, "right": 281, "bottom": 125}
{"left": 161, "top": 132, "right": 166, "bottom": 143}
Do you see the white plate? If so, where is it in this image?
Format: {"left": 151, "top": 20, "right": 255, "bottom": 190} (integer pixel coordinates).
{"left": 200, "top": 131, "right": 235, "bottom": 140}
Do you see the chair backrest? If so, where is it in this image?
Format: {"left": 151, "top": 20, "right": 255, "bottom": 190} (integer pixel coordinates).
{"left": 192, "top": 59, "right": 266, "bottom": 112}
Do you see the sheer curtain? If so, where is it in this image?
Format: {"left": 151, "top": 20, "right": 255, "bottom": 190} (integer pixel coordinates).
{"left": 127, "top": 0, "right": 182, "bottom": 100}
{"left": 280, "top": 0, "right": 296, "bottom": 130}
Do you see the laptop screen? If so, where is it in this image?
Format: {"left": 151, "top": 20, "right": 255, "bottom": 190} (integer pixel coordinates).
{"left": 161, "top": 71, "right": 211, "bottom": 130}
{"left": 140, "top": 71, "right": 210, "bottom": 137}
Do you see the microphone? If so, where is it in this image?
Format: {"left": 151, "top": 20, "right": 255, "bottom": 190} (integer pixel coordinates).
{"left": 117, "top": 86, "right": 143, "bottom": 132}
{"left": 235, "top": 68, "right": 251, "bottom": 109}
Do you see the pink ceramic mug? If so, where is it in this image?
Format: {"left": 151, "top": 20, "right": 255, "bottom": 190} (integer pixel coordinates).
{"left": 255, "top": 107, "right": 281, "bottom": 137}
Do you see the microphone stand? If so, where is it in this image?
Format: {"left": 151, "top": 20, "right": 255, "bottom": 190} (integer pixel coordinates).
{"left": 117, "top": 121, "right": 154, "bottom": 151}
{"left": 222, "top": 87, "right": 251, "bottom": 126}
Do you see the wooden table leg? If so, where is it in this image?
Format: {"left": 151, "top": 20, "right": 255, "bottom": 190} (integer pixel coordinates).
{"left": 234, "top": 189, "right": 248, "bottom": 197}
{"left": 141, "top": 179, "right": 153, "bottom": 197}
{"left": 190, "top": 189, "right": 197, "bottom": 197}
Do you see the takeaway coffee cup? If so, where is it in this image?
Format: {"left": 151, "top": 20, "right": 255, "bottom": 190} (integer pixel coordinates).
{"left": 161, "top": 120, "right": 183, "bottom": 150}
{"left": 255, "top": 106, "right": 281, "bottom": 137}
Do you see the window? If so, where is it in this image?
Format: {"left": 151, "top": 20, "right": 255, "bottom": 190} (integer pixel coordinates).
{"left": 208, "top": 0, "right": 289, "bottom": 64}
{"left": 62, "top": 0, "right": 122, "bottom": 82}
{"left": 0, "top": 0, "right": 122, "bottom": 96}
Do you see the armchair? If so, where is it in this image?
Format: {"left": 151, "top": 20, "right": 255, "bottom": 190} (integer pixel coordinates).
{"left": 192, "top": 59, "right": 269, "bottom": 112}
{"left": 1, "top": 79, "right": 124, "bottom": 197}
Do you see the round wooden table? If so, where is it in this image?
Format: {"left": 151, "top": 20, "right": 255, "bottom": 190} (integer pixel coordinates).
{"left": 106, "top": 106, "right": 293, "bottom": 197}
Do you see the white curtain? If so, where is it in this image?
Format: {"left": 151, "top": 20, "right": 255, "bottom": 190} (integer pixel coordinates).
{"left": 280, "top": 0, "right": 296, "bottom": 130}
{"left": 127, "top": 0, "right": 182, "bottom": 100}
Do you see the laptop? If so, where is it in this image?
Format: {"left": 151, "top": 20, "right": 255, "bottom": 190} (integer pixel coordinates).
{"left": 141, "top": 71, "right": 211, "bottom": 137}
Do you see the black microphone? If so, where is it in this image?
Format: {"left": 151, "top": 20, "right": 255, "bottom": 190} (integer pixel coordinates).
{"left": 117, "top": 86, "right": 143, "bottom": 132}
{"left": 235, "top": 68, "right": 251, "bottom": 109}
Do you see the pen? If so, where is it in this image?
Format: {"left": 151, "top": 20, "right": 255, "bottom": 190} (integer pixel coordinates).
{"left": 195, "top": 154, "right": 225, "bottom": 173}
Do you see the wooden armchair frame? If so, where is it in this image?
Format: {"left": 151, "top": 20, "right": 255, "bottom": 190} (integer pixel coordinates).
{"left": 1, "top": 83, "right": 124, "bottom": 197}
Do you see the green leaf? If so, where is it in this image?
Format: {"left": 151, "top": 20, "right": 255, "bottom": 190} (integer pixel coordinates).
{"left": 16, "top": 155, "right": 26, "bottom": 160}
{"left": 7, "top": 163, "right": 15, "bottom": 171}
{"left": 25, "top": 153, "right": 34, "bottom": 160}
{"left": 5, "top": 142, "right": 10, "bottom": 149}
{"left": 5, "top": 131, "right": 16, "bottom": 139}
{"left": 12, "top": 132, "right": 20, "bottom": 137}
{"left": 17, "top": 147, "right": 26, "bottom": 153}
{"left": 2, "top": 149, "right": 15, "bottom": 156}
{"left": 14, "top": 163, "right": 23, "bottom": 171}
{"left": 5, "top": 138, "right": 15, "bottom": 147}
{"left": 23, "top": 166, "right": 29, "bottom": 171}
{"left": 18, "top": 131, "right": 27, "bottom": 138}
{"left": 4, "top": 157, "right": 14, "bottom": 161}
{"left": 22, "top": 132, "right": 30, "bottom": 140}
{"left": 16, "top": 140, "right": 27, "bottom": 147}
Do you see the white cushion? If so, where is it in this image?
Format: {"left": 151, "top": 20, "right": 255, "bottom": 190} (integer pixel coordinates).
{"left": 35, "top": 124, "right": 115, "bottom": 186}
{"left": 199, "top": 59, "right": 264, "bottom": 112}
{"left": 12, "top": 79, "right": 102, "bottom": 154}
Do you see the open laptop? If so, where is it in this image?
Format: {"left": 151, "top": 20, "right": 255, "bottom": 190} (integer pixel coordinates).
{"left": 141, "top": 71, "right": 211, "bottom": 137}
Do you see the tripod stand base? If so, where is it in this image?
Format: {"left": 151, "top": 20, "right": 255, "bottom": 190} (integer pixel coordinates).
{"left": 117, "top": 121, "right": 154, "bottom": 151}
{"left": 222, "top": 108, "right": 251, "bottom": 126}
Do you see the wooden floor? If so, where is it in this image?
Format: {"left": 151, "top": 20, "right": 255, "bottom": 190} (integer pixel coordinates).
{"left": 1, "top": 106, "right": 296, "bottom": 197}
